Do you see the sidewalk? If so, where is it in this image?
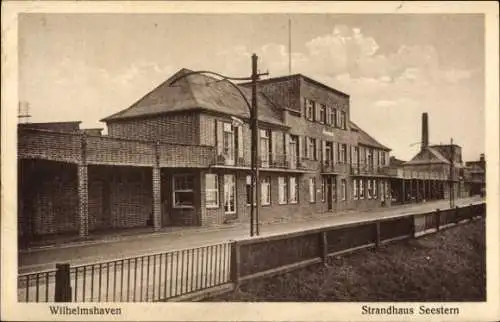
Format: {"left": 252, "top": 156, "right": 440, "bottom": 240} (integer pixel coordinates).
{"left": 18, "top": 196, "right": 483, "bottom": 274}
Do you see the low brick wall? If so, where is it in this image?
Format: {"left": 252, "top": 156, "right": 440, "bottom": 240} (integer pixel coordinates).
{"left": 232, "top": 202, "right": 486, "bottom": 285}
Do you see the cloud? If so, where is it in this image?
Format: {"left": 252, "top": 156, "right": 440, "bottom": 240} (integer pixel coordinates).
{"left": 374, "top": 100, "right": 399, "bottom": 107}
{"left": 437, "top": 68, "right": 476, "bottom": 84}
{"left": 373, "top": 97, "right": 416, "bottom": 108}
{"left": 216, "top": 24, "right": 472, "bottom": 86}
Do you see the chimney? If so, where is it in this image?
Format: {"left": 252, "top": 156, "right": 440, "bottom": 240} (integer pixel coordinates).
{"left": 421, "top": 113, "right": 429, "bottom": 150}
{"left": 479, "top": 153, "right": 485, "bottom": 162}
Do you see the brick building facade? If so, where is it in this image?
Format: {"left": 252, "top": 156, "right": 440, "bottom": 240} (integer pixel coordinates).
{"left": 18, "top": 69, "right": 398, "bottom": 244}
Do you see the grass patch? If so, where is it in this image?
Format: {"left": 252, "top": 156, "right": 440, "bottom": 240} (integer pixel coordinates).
{"left": 206, "top": 220, "right": 486, "bottom": 302}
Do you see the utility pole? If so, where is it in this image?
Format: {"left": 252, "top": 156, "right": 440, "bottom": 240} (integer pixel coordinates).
{"left": 251, "top": 53, "right": 261, "bottom": 236}
{"left": 449, "top": 138, "right": 454, "bottom": 208}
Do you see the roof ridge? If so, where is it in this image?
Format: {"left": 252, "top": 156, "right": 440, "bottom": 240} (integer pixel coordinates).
{"left": 100, "top": 68, "right": 197, "bottom": 122}
{"left": 426, "top": 146, "right": 450, "bottom": 164}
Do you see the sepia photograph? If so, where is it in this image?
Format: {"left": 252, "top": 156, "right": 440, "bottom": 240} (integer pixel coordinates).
{"left": 1, "top": 1, "right": 499, "bottom": 321}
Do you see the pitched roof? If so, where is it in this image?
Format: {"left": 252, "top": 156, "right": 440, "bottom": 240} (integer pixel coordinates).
{"left": 349, "top": 121, "right": 391, "bottom": 151}
{"left": 404, "top": 146, "right": 451, "bottom": 165}
{"left": 101, "top": 68, "right": 285, "bottom": 126}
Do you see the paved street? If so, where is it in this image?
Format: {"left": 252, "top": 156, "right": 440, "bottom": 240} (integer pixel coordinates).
{"left": 19, "top": 196, "right": 483, "bottom": 274}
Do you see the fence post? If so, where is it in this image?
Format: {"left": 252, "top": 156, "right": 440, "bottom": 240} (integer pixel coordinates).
{"left": 375, "top": 222, "right": 381, "bottom": 248}
{"left": 435, "top": 209, "right": 440, "bottom": 232}
{"left": 55, "top": 263, "right": 72, "bottom": 302}
{"left": 319, "top": 231, "right": 328, "bottom": 265}
{"left": 230, "top": 242, "right": 241, "bottom": 290}
{"left": 410, "top": 215, "right": 416, "bottom": 238}
{"left": 455, "top": 206, "right": 460, "bottom": 224}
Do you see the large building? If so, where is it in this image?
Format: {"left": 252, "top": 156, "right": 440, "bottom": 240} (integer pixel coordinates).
{"left": 18, "top": 69, "right": 394, "bottom": 244}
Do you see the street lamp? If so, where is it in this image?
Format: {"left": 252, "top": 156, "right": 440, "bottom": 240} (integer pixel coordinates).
{"left": 169, "top": 54, "right": 268, "bottom": 237}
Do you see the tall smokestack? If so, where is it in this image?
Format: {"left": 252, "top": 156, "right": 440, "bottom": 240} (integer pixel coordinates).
{"left": 421, "top": 112, "right": 429, "bottom": 150}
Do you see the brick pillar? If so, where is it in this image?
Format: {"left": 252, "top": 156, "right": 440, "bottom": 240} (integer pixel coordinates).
{"left": 78, "top": 164, "right": 89, "bottom": 238}
{"left": 78, "top": 134, "right": 89, "bottom": 238}
{"left": 152, "top": 141, "right": 162, "bottom": 231}
{"left": 152, "top": 167, "right": 162, "bottom": 231}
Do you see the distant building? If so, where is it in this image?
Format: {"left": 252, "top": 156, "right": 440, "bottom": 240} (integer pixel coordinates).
{"left": 465, "top": 154, "right": 486, "bottom": 196}
{"left": 388, "top": 113, "right": 471, "bottom": 204}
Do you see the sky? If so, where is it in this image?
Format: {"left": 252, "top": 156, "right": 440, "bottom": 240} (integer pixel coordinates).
{"left": 18, "top": 13, "right": 485, "bottom": 161}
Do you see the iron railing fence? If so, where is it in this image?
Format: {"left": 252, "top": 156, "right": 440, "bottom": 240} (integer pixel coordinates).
{"left": 18, "top": 242, "right": 231, "bottom": 303}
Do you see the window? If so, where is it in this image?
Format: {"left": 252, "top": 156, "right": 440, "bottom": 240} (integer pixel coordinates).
{"left": 341, "top": 179, "right": 347, "bottom": 201}
{"left": 278, "top": 177, "right": 288, "bottom": 204}
{"left": 224, "top": 175, "right": 236, "bottom": 213}
{"left": 321, "top": 177, "right": 326, "bottom": 202}
{"left": 381, "top": 151, "right": 386, "bottom": 166}
{"left": 289, "top": 176, "right": 298, "bottom": 203}
{"left": 305, "top": 99, "right": 315, "bottom": 121}
{"left": 373, "top": 179, "right": 378, "bottom": 199}
{"left": 325, "top": 142, "right": 333, "bottom": 163}
{"left": 353, "top": 178, "right": 358, "bottom": 200}
{"left": 289, "top": 135, "right": 298, "bottom": 167}
{"left": 330, "top": 108, "right": 337, "bottom": 127}
{"left": 340, "top": 111, "right": 347, "bottom": 129}
{"left": 307, "top": 137, "right": 317, "bottom": 160}
{"left": 246, "top": 175, "right": 256, "bottom": 206}
{"left": 223, "top": 123, "right": 235, "bottom": 163}
{"left": 319, "top": 104, "right": 326, "bottom": 124}
{"left": 309, "top": 177, "right": 316, "bottom": 203}
{"left": 367, "top": 179, "right": 372, "bottom": 199}
{"left": 338, "top": 143, "right": 347, "bottom": 163}
{"left": 205, "top": 174, "right": 219, "bottom": 208}
{"left": 353, "top": 146, "right": 359, "bottom": 165}
{"left": 261, "top": 177, "right": 271, "bottom": 205}
{"left": 367, "top": 149, "right": 374, "bottom": 169}
{"left": 359, "top": 179, "right": 365, "bottom": 199}
{"left": 173, "top": 175, "right": 194, "bottom": 208}
{"left": 260, "top": 129, "right": 270, "bottom": 167}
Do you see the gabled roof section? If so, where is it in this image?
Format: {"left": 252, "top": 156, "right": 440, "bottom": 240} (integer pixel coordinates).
{"left": 349, "top": 121, "right": 391, "bottom": 151}
{"left": 101, "top": 68, "right": 285, "bottom": 126}
{"left": 404, "top": 146, "right": 451, "bottom": 165}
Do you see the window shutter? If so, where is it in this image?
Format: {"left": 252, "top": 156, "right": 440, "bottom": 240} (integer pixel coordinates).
{"left": 284, "top": 133, "right": 290, "bottom": 157}
{"left": 237, "top": 126, "right": 243, "bottom": 159}
{"left": 325, "top": 108, "right": 330, "bottom": 125}
{"left": 271, "top": 131, "right": 277, "bottom": 163}
{"left": 304, "top": 98, "right": 308, "bottom": 118}
{"left": 315, "top": 103, "right": 320, "bottom": 122}
{"left": 336, "top": 143, "right": 340, "bottom": 163}
{"left": 298, "top": 136, "right": 303, "bottom": 159}
{"left": 332, "top": 142, "right": 337, "bottom": 164}
{"left": 321, "top": 140, "right": 326, "bottom": 162}
{"left": 316, "top": 138, "right": 321, "bottom": 161}
{"left": 304, "top": 136, "right": 308, "bottom": 158}
{"left": 216, "top": 120, "right": 223, "bottom": 155}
